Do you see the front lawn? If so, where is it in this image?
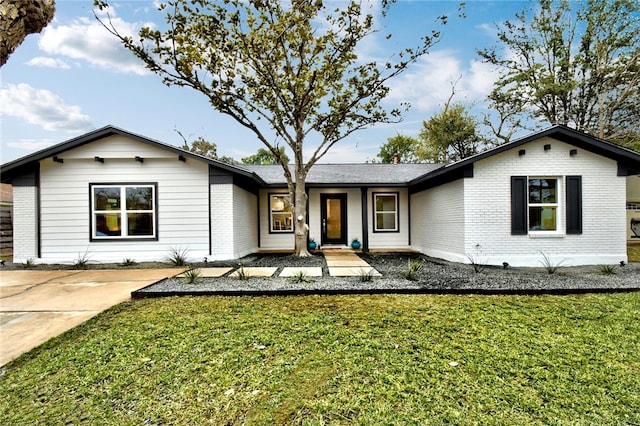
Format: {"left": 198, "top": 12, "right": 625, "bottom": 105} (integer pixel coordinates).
{"left": 1, "top": 294, "right": 639, "bottom": 424}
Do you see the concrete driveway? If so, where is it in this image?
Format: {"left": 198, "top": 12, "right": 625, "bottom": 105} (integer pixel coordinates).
{"left": 0, "top": 268, "right": 182, "bottom": 366}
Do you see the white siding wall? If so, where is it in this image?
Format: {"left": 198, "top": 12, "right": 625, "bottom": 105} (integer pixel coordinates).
{"left": 231, "top": 185, "right": 258, "bottom": 258}
{"left": 12, "top": 185, "right": 38, "bottom": 261}
{"left": 410, "top": 180, "right": 466, "bottom": 262}
{"left": 464, "top": 137, "right": 627, "bottom": 266}
{"left": 258, "top": 189, "right": 294, "bottom": 249}
{"left": 36, "top": 136, "right": 210, "bottom": 263}
{"left": 367, "top": 188, "right": 410, "bottom": 249}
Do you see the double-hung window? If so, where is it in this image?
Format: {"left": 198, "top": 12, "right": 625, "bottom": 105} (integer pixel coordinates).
{"left": 270, "top": 193, "right": 293, "bottom": 232}
{"left": 511, "top": 176, "right": 582, "bottom": 236}
{"left": 373, "top": 192, "right": 399, "bottom": 232}
{"left": 91, "top": 184, "right": 157, "bottom": 240}
{"left": 528, "top": 178, "right": 558, "bottom": 231}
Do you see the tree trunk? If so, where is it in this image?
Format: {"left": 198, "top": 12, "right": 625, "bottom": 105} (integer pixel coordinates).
{"left": 293, "top": 171, "right": 310, "bottom": 256}
{"left": 0, "top": 0, "right": 55, "bottom": 67}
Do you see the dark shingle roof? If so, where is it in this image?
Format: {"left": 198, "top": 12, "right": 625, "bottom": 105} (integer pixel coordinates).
{"left": 241, "top": 163, "right": 442, "bottom": 186}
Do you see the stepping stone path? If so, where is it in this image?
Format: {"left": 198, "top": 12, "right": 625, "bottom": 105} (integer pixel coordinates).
{"left": 279, "top": 267, "right": 323, "bottom": 277}
{"left": 184, "top": 251, "right": 380, "bottom": 278}
{"left": 229, "top": 267, "right": 278, "bottom": 278}
{"left": 323, "top": 250, "right": 381, "bottom": 277}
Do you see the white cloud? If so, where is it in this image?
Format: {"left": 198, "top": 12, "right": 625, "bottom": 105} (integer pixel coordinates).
{"left": 0, "top": 83, "right": 93, "bottom": 132}
{"left": 38, "top": 15, "right": 149, "bottom": 75}
{"left": 26, "top": 56, "right": 70, "bottom": 69}
{"left": 386, "top": 49, "right": 499, "bottom": 112}
{"left": 7, "top": 139, "right": 58, "bottom": 151}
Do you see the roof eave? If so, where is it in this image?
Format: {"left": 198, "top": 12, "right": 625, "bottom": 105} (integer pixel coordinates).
{"left": 0, "top": 125, "right": 266, "bottom": 185}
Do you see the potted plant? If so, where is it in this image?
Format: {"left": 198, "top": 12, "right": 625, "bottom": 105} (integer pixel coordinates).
{"left": 351, "top": 237, "right": 361, "bottom": 250}
{"left": 308, "top": 237, "right": 317, "bottom": 250}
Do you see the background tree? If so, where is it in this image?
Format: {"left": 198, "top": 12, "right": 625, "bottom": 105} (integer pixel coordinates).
{"left": 478, "top": 0, "right": 640, "bottom": 150}
{"left": 242, "top": 147, "right": 290, "bottom": 165}
{"left": 376, "top": 135, "right": 420, "bottom": 163}
{"left": 416, "top": 98, "right": 482, "bottom": 163}
{"left": 95, "top": 0, "right": 445, "bottom": 255}
{"left": 176, "top": 130, "right": 238, "bottom": 164}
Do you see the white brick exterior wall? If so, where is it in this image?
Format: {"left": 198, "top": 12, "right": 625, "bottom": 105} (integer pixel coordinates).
{"left": 232, "top": 185, "right": 258, "bottom": 258}
{"left": 465, "top": 138, "right": 627, "bottom": 266}
{"left": 210, "top": 184, "right": 234, "bottom": 259}
{"left": 410, "top": 179, "right": 466, "bottom": 262}
{"left": 12, "top": 185, "right": 38, "bottom": 261}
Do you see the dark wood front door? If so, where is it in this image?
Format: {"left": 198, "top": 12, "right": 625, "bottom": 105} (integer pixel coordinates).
{"left": 320, "top": 194, "right": 347, "bottom": 245}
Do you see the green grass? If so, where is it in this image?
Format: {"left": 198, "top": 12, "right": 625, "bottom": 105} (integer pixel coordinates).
{"left": 1, "top": 294, "right": 639, "bottom": 425}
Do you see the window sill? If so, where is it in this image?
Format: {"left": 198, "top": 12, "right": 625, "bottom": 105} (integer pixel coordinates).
{"left": 528, "top": 232, "right": 564, "bottom": 239}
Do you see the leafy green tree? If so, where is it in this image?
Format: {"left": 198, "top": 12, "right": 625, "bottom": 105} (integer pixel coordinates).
{"left": 242, "top": 147, "right": 290, "bottom": 165}
{"left": 182, "top": 137, "right": 218, "bottom": 159}
{"left": 376, "top": 135, "right": 420, "bottom": 164}
{"left": 95, "top": 0, "right": 445, "bottom": 255}
{"left": 478, "top": 0, "right": 640, "bottom": 149}
{"left": 176, "top": 129, "right": 239, "bottom": 164}
{"left": 417, "top": 102, "right": 481, "bottom": 163}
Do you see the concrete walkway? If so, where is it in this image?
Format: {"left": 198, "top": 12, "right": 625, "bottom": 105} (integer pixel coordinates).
{"left": 323, "top": 250, "right": 381, "bottom": 277}
{"left": 0, "top": 268, "right": 182, "bottom": 366}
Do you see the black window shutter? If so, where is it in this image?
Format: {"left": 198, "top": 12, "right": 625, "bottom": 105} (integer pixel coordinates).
{"left": 511, "top": 176, "right": 527, "bottom": 235}
{"left": 566, "top": 176, "right": 582, "bottom": 234}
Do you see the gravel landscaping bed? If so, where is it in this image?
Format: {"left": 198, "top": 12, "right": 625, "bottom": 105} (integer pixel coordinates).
{"left": 134, "top": 252, "right": 640, "bottom": 297}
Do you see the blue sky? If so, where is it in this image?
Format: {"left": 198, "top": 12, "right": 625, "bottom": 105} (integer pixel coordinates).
{"left": 0, "top": 0, "right": 529, "bottom": 165}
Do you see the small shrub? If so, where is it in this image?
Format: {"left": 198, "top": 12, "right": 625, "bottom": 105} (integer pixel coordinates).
{"left": 235, "top": 263, "right": 249, "bottom": 280}
{"left": 182, "top": 268, "right": 202, "bottom": 284}
{"left": 20, "top": 258, "right": 36, "bottom": 269}
{"left": 466, "top": 255, "right": 486, "bottom": 273}
{"left": 121, "top": 258, "right": 137, "bottom": 267}
{"left": 289, "top": 270, "right": 313, "bottom": 284}
{"left": 167, "top": 247, "right": 190, "bottom": 267}
{"left": 357, "top": 268, "right": 375, "bottom": 282}
{"left": 598, "top": 265, "right": 617, "bottom": 275}
{"left": 539, "top": 251, "right": 564, "bottom": 274}
{"left": 403, "top": 259, "right": 424, "bottom": 281}
{"left": 73, "top": 249, "right": 92, "bottom": 269}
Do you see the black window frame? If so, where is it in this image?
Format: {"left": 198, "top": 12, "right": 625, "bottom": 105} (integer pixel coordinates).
{"left": 89, "top": 182, "right": 159, "bottom": 242}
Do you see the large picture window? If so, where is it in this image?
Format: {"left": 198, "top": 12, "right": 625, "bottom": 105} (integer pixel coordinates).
{"left": 528, "top": 178, "right": 558, "bottom": 231}
{"left": 270, "top": 193, "right": 293, "bottom": 232}
{"left": 91, "top": 184, "right": 157, "bottom": 240}
{"left": 373, "top": 192, "right": 399, "bottom": 232}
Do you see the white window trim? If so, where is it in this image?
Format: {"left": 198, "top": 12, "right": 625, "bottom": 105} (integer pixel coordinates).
{"left": 373, "top": 192, "right": 399, "bottom": 232}
{"left": 528, "top": 176, "right": 564, "bottom": 237}
{"left": 269, "top": 193, "right": 293, "bottom": 233}
{"left": 91, "top": 184, "right": 157, "bottom": 240}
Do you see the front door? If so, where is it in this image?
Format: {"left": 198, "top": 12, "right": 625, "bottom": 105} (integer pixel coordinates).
{"left": 320, "top": 194, "right": 347, "bottom": 245}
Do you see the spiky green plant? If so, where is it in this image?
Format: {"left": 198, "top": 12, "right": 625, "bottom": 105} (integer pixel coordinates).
{"left": 539, "top": 251, "right": 564, "bottom": 274}
{"left": 403, "top": 260, "right": 424, "bottom": 281}
{"left": 289, "top": 270, "right": 313, "bottom": 284}
{"left": 598, "top": 265, "right": 617, "bottom": 275}
{"left": 357, "top": 268, "right": 376, "bottom": 282}
{"left": 20, "top": 258, "right": 36, "bottom": 269}
{"left": 73, "top": 249, "right": 92, "bottom": 269}
{"left": 167, "top": 247, "right": 190, "bottom": 267}
{"left": 121, "top": 258, "right": 137, "bottom": 267}
{"left": 183, "top": 268, "right": 202, "bottom": 284}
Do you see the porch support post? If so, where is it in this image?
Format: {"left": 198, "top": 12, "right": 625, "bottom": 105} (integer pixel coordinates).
{"left": 360, "top": 187, "right": 369, "bottom": 252}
